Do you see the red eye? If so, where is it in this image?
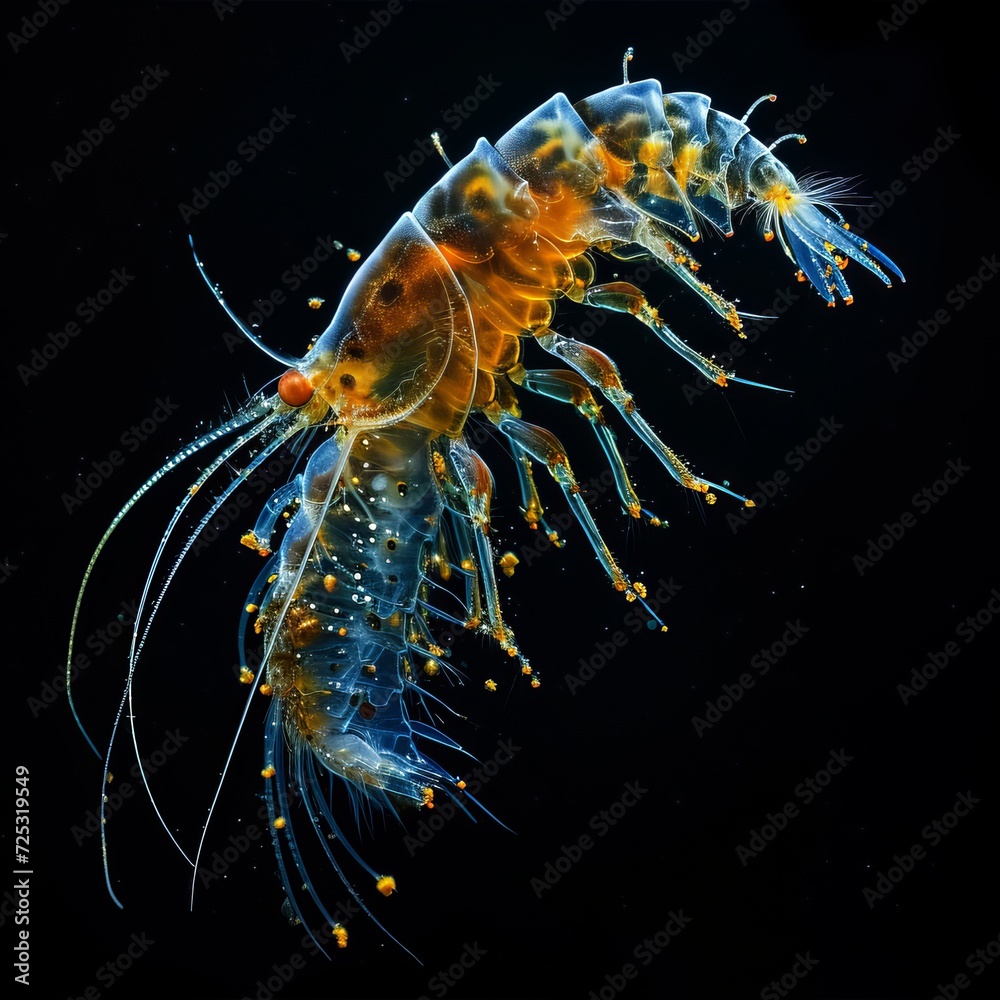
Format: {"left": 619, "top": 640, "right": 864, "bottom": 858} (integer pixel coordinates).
{"left": 277, "top": 370, "right": 313, "bottom": 407}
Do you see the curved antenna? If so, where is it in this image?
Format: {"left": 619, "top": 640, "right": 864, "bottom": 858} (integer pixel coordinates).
{"left": 123, "top": 417, "right": 306, "bottom": 817}
{"left": 188, "top": 235, "right": 302, "bottom": 368}
{"left": 68, "top": 399, "right": 274, "bottom": 760}
{"left": 768, "top": 133, "right": 807, "bottom": 152}
{"left": 741, "top": 93, "right": 776, "bottom": 124}
{"left": 97, "top": 410, "right": 291, "bottom": 904}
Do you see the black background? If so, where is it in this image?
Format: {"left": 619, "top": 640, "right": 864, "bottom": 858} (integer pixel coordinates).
{"left": 8, "top": 2, "right": 998, "bottom": 999}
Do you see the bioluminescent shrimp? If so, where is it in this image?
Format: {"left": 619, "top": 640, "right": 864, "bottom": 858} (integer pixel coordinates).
{"left": 69, "top": 49, "right": 902, "bottom": 958}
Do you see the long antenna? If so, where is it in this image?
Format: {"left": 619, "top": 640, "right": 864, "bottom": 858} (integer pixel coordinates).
{"left": 188, "top": 235, "right": 301, "bottom": 367}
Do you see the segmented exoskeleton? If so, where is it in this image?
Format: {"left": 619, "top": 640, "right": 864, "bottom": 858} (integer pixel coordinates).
{"left": 70, "top": 51, "right": 902, "bottom": 957}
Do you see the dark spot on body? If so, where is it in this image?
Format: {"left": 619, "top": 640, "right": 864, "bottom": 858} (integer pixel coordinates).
{"left": 380, "top": 280, "right": 403, "bottom": 305}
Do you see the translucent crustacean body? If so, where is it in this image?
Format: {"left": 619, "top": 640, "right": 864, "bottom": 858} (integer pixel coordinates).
{"left": 70, "top": 51, "right": 902, "bottom": 957}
